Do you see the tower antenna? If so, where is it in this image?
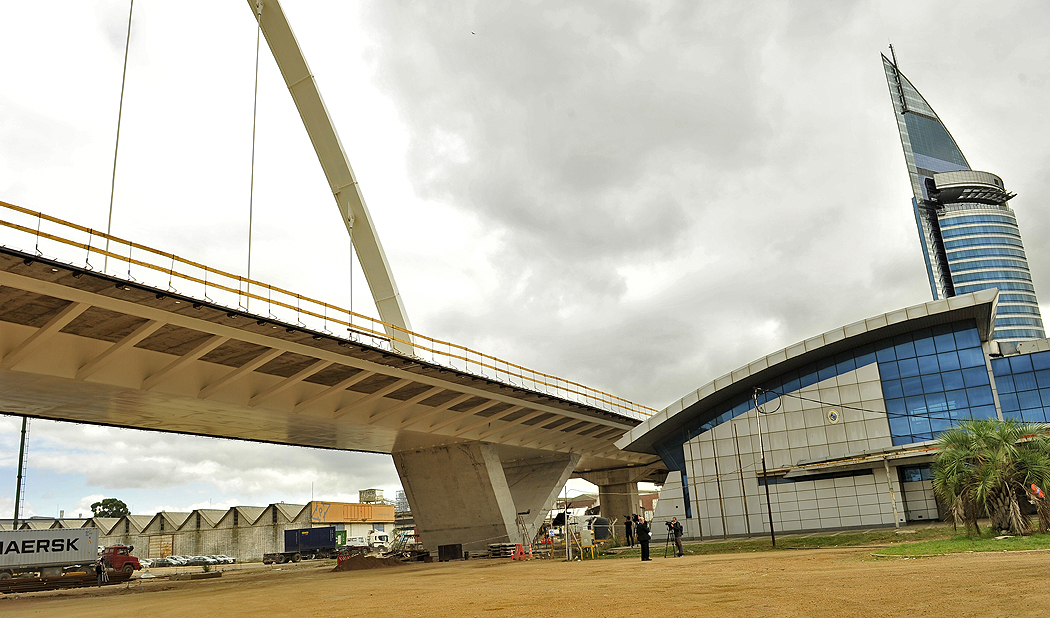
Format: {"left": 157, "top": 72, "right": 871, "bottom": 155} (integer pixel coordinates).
{"left": 887, "top": 43, "right": 908, "bottom": 115}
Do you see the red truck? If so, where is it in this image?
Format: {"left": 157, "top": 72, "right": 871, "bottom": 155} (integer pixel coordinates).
{"left": 100, "top": 545, "right": 142, "bottom": 575}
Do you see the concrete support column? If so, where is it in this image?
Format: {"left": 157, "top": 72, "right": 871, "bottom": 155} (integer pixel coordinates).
{"left": 503, "top": 452, "right": 581, "bottom": 540}
{"left": 598, "top": 482, "right": 640, "bottom": 524}
{"left": 393, "top": 442, "right": 579, "bottom": 551}
{"left": 577, "top": 466, "right": 665, "bottom": 524}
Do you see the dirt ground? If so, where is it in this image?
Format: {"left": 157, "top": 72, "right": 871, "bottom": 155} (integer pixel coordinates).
{"left": 1, "top": 548, "right": 1047, "bottom": 618}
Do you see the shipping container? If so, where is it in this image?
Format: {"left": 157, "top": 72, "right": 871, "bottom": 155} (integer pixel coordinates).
{"left": 264, "top": 526, "right": 344, "bottom": 564}
{"left": 284, "top": 526, "right": 336, "bottom": 553}
{"left": 0, "top": 529, "right": 98, "bottom": 577}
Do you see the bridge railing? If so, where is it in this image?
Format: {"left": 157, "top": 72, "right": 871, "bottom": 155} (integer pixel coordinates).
{"left": 0, "top": 201, "right": 654, "bottom": 420}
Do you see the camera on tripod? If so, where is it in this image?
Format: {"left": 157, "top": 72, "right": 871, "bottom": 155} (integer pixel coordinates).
{"left": 665, "top": 520, "right": 674, "bottom": 531}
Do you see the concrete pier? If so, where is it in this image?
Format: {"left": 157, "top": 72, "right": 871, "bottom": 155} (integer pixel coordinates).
{"left": 577, "top": 464, "right": 665, "bottom": 524}
{"left": 393, "top": 442, "right": 578, "bottom": 551}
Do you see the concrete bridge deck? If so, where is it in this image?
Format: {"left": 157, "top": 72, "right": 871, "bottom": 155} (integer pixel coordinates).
{"left": 0, "top": 204, "right": 665, "bottom": 549}
{"left": 0, "top": 247, "right": 656, "bottom": 468}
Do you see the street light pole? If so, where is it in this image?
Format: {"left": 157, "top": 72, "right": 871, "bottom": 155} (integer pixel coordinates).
{"left": 753, "top": 389, "right": 776, "bottom": 548}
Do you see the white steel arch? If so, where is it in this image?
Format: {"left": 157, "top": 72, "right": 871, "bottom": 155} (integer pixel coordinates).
{"left": 248, "top": 0, "right": 413, "bottom": 353}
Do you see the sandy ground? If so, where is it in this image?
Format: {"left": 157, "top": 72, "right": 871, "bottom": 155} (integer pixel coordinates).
{"left": 1, "top": 548, "right": 1046, "bottom": 618}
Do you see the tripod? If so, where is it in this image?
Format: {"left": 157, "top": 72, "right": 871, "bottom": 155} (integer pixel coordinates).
{"left": 662, "top": 526, "right": 675, "bottom": 558}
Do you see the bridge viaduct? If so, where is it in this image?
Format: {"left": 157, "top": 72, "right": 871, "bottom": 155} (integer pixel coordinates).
{"left": 1, "top": 0, "right": 667, "bottom": 551}
{"left": 0, "top": 240, "right": 663, "bottom": 550}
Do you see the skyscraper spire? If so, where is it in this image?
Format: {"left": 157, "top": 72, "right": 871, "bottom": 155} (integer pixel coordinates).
{"left": 882, "top": 52, "right": 1044, "bottom": 342}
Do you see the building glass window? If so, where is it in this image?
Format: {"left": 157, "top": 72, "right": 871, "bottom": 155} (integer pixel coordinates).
{"left": 654, "top": 319, "right": 995, "bottom": 455}
{"left": 939, "top": 214, "right": 1017, "bottom": 227}
{"left": 903, "top": 113, "right": 967, "bottom": 167}
{"left": 940, "top": 224, "right": 1021, "bottom": 240}
{"left": 993, "top": 328, "right": 1045, "bottom": 340}
{"left": 993, "top": 350, "right": 1050, "bottom": 424}
{"left": 947, "top": 247, "right": 1028, "bottom": 261}
{"left": 944, "top": 236, "right": 1024, "bottom": 251}
{"left": 953, "top": 270, "right": 1032, "bottom": 285}
{"left": 899, "top": 465, "right": 934, "bottom": 482}
{"left": 998, "top": 293, "right": 1040, "bottom": 305}
{"left": 997, "top": 306, "right": 1042, "bottom": 316}
{"left": 995, "top": 317, "right": 1044, "bottom": 328}
{"left": 950, "top": 259, "right": 1031, "bottom": 273}
{"left": 957, "top": 282, "right": 1035, "bottom": 294}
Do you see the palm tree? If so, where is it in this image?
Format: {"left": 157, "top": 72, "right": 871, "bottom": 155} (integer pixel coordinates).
{"left": 932, "top": 419, "right": 1050, "bottom": 536}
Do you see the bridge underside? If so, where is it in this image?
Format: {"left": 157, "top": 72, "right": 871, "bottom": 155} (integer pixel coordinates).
{"left": 0, "top": 248, "right": 662, "bottom": 547}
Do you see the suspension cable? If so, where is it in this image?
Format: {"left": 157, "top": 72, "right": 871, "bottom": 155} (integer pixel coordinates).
{"left": 247, "top": 0, "right": 263, "bottom": 311}
{"left": 349, "top": 215, "right": 354, "bottom": 318}
{"left": 104, "top": 0, "right": 135, "bottom": 273}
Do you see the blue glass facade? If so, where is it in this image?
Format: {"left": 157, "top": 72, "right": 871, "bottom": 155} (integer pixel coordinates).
{"left": 883, "top": 54, "right": 1044, "bottom": 343}
{"left": 992, "top": 351, "right": 1050, "bottom": 423}
{"left": 878, "top": 324, "right": 996, "bottom": 443}
{"left": 940, "top": 210, "right": 1044, "bottom": 340}
{"left": 653, "top": 319, "right": 997, "bottom": 490}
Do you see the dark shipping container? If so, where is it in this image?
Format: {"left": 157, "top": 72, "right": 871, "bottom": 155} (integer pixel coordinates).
{"left": 284, "top": 527, "right": 337, "bottom": 553}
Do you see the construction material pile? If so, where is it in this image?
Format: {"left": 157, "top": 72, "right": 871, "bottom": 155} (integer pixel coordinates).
{"left": 331, "top": 555, "right": 405, "bottom": 572}
{"left": 488, "top": 543, "right": 518, "bottom": 558}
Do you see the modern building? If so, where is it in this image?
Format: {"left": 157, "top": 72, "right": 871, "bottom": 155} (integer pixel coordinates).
{"left": 883, "top": 51, "right": 1044, "bottom": 343}
{"left": 618, "top": 290, "right": 1050, "bottom": 538}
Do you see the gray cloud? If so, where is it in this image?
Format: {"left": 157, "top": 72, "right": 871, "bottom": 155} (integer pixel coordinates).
{"left": 359, "top": 1, "right": 943, "bottom": 406}
{"left": 357, "top": 0, "right": 1050, "bottom": 411}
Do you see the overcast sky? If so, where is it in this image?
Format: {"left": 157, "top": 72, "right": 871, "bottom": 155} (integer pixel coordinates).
{"left": 1, "top": 0, "right": 1048, "bottom": 519}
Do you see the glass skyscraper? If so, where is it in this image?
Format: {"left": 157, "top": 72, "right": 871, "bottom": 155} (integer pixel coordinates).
{"left": 883, "top": 52, "right": 1044, "bottom": 342}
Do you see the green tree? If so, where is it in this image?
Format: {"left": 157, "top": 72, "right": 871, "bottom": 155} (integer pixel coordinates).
{"left": 90, "top": 498, "right": 130, "bottom": 518}
{"left": 933, "top": 419, "right": 1050, "bottom": 536}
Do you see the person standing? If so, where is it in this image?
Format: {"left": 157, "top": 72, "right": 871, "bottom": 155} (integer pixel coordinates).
{"left": 671, "top": 517, "right": 684, "bottom": 557}
{"left": 95, "top": 559, "right": 104, "bottom": 587}
{"left": 634, "top": 515, "right": 651, "bottom": 561}
{"left": 624, "top": 516, "right": 634, "bottom": 547}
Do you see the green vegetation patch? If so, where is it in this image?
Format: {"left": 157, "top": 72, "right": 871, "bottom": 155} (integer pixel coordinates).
{"left": 599, "top": 527, "right": 954, "bottom": 560}
{"left": 874, "top": 531, "right": 1050, "bottom": 556}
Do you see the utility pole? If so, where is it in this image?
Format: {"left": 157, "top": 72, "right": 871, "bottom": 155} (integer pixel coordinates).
{"left": 12, "top": 416, "right": 28, "bottom": 528}
{"left": 883, "top": 458, "right": 901, "bottom": 529}
{"left": 753, "top": 389, "right": 776, "bottom": 548}
{"left": 563, "top": 485, "right": 572, "bottom": 562}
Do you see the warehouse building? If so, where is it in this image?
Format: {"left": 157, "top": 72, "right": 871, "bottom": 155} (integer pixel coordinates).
{"left": 619, "top": 289, "right": 1049, "bottom": 538}
{"left": 1, "top": 501, "right": 394, "bottom": 563}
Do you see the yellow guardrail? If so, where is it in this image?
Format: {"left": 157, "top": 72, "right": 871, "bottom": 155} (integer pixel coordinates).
{"left": 0, "top": 200, "right": 655, "bottom": 419}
